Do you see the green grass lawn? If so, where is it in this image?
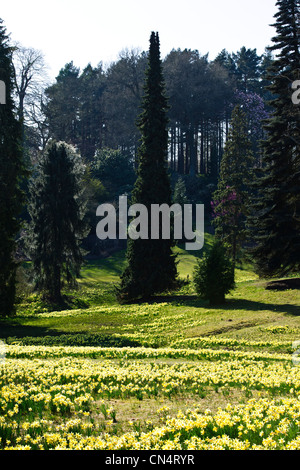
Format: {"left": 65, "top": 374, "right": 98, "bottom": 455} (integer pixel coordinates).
{"left": 1, "top": 239, "right": 299, "bottom": 352}
{"left": 1, "top": 241, "right": 300, "bottom": 451}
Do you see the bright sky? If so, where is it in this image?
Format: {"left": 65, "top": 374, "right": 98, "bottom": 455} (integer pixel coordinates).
{"left": 1, "top": 0, "right": 278, "bottom": 80}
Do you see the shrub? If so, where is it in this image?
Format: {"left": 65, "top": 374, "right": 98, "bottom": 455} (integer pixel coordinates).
{"left": 193, "top": 241, "right": 235, "bottom": 305}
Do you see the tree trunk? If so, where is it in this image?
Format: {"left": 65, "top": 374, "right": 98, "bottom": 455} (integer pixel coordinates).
{"left": 51, "top": 265, "right": 62, "bottom": 303}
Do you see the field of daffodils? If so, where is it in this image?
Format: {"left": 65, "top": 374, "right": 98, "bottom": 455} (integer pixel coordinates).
{"left": 1, "top": 338, "right": 300, "bottom": 450}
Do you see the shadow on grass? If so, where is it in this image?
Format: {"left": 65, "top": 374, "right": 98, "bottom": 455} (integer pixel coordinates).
{"left": 140, "top": 295, "right": 300, "bottom": 316}
{"left": 0, "top": 319, "right": 142, "bottom": 347}
{"left": 218, "top": 298, "right": 300, "bottom": 316}
{"left": 4, "top": 331, "right": 141, "bottom": 347}
{"left": 0, "top": 320, "right": 56, "bottom": 340}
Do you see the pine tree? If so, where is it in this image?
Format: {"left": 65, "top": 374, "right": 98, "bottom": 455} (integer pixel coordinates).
{"left": 26, "top": 141, "right": 88, "bottom": 302}
{"left": 117, "top": 32, "right": 178, "bottom": 302}
{"left": 193, "top": 240, "right": 235, "bottom": 305}
{"left": 0, "top": 19, "right": 25, "bottom": 316}
{"left": 212, "top": 105, "right": 254, "bottom": 264}
{"left": 249, "top": 0, "right": 300, "bottom": 277}
{"left": 173, "top": 177, "right": 188, "bottom": 206}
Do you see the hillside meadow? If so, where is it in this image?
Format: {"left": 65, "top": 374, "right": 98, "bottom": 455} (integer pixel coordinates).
{"left": 0, "top": 242, "right": 299, "bottom": 450}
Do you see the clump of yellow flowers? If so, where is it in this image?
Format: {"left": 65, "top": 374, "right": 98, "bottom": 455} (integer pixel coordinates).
{"left": 1, "top": 342, "right": 300, "bottom": 450}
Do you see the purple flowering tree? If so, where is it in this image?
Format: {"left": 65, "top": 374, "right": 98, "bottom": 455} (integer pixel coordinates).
{"left": 234, "top": 90, "right": 269, "bottom": 165}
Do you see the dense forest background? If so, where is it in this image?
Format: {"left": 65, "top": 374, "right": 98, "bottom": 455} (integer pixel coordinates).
{"left": 1, "top": 0, "right": 298, "bottom": 315}
{"left": 15, "top": 44, "right": 272, "bottom": 255}
{"left": 19, "top": 45, "right": 271, "bottom": 175}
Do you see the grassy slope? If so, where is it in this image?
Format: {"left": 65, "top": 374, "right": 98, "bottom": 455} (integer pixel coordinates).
{"left": 1, "top": 241, "right": 300, "bottom": 447}
{"left": 1, "top": 234, "right": 299, "bottom": 350}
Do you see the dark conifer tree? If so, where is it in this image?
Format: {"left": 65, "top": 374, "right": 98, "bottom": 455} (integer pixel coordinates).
{"left": 249, "top": 0, "right": 300, "bottom": 277}
{"left": 0, "top": 19, "right": 25, "bottom": 316}
{"left": 117, "top": 32, "right": 178, "bottom": 302}
{"left": 27, "top": 141, "right": 88, "bottom": 302}
{"left": 212, "top": 105, "right": 254, "bottom": 264}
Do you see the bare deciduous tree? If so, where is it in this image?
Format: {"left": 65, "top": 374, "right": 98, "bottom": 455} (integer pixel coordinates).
{"left": 12, "top": 43, "right": 50, "bottom": 153}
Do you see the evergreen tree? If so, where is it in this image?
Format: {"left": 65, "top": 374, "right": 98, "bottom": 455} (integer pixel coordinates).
{"left": 26, "top": 141, "right": 88, "bottom": 302}
{"left": 78, "top": 64, "right": 106, "bottom": 160}
{"left": 193, "top": 240, "right": 235, "bottom": 305}
{"left": 117, "top": 32, "right": 178, "bottom": 302}
{"left": 212, "top": 105, "right": 254, "bottom": 264}
{"left": 92, "top": 148, "right": 136, "bottom": 200}
{"left": 249, "top": 0, "right": 300, "bottom": 277}
{"left": 45, "top": 62, "right": 81, "bottom": 146}
{"left": 233, "top": 47, "right": 262, "bottom": 94}
{"left": 0, "top": 19, "right": 25, "bottom": 316}
{"left": 173, "top": 177, "right": 188, "bottom": 206}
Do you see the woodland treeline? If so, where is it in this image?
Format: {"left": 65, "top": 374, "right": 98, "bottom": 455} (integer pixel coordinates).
{"left": 23, "top": 46, "right": 272, "bottom": 179}
{"left": 1, "top": 0, "right": 299, "bottom": 312}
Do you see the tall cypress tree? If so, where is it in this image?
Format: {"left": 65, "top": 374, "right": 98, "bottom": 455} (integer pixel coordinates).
{"left": 117, "top": 32, "right": 178, "bottom": 302}
{"left": 249, "top": 0, "right": 300, "bottom": 277}
{"left": 0, "top": 19, "right": 25, "bottom": 316}
{"left": 27, "top": 141, "right": 88, "bottom": 302}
